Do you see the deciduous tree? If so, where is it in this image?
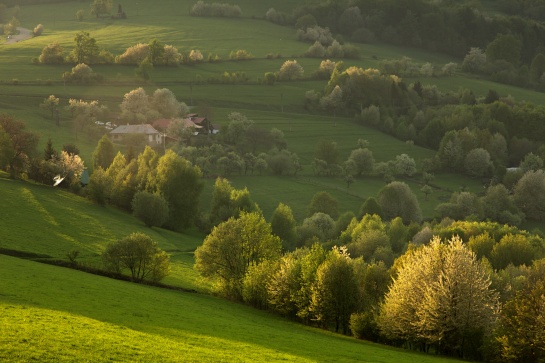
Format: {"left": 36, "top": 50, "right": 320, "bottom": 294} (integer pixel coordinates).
{"left": 102, "top": 232, "right": 170, "bottom": 282}
{"left": 195, "top": 211, "right": 281, "bottom": 299}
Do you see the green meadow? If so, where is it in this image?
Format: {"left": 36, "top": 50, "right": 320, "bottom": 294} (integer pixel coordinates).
{"left": 0, "top": 254, "right": 465, "bottom": 363}
{"left": 0, "top": 0, "right": 544, "bottom": 360}
{"left": 0, "top": 172, "right": 465, "bottom": 362}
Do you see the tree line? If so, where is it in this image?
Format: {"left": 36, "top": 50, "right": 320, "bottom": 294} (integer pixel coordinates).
{"left": 195, "top": 208, "right": 545, "bottom": 361}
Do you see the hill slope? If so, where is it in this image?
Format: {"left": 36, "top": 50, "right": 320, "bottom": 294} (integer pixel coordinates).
{"left": 0, "top": 254, "right": 463, "bottom": 363}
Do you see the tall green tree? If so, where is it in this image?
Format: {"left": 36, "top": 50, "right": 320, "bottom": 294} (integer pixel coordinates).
{"left": 92, "top": 134, "right": 115, "bottom": 169}
{"left": 209, "top": 177, "right": 257, "bottom": 227}
{"left": 90, "top": 0, "right": 113, "bottom": 18}
{"left": 72, "top": 31, "right": 99, "bottom": 64}
{"left": 270, "top": 203, "right": 297, "bottom": 251}
{"left": 152, "top": 150, "right": 203, "bottom": 230}
{"left": 195, "top": 211, "right": 281, "bottom": 299}
{"left": 311, "top": 246, "right": 358, "bottom": 334}
{"left": 496, "top": 259, "right": 545, "bottom": 363}
{"left": 0, "top": 115, "right": 39, "bottom": 178}
{"left": 378, "top": 181, "right": 422, "bottom": 223}
{"left": 514, "top": 170, "right": 545, "bottom": 222}
{"left": 148, "top": 38, "right": 165, "bottom": 65}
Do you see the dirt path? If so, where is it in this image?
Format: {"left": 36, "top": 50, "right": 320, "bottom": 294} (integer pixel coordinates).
{"left": 5, "top": 28, "right": 32, "bottom": 44}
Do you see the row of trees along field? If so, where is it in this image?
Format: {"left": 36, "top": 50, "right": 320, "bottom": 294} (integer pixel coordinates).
{"left": 195, "top": 211, "right": 545, "bottom": 362}
{"left": 267, "top": 0, "right": 545, "bottom": 64}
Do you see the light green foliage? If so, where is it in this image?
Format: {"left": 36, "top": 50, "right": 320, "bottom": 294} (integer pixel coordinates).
{"left": 92, "top": 134, "right": 115, "bottom": 169}
{"left": 209, "top": 177, "right": 257, "bottom": 227}
{"left": 152, "top": 150, "right": 203, "bottom": 230}
{"left": 102, "top": 232, "right": 170, "bottom": 282}
{"left": 86, "top": 167, "right": 111, "bottom": 205}
{"left": 40, "top": 95, "right": 59, "bottom": 120}
{"left": 278, "top": 60, "right": 304, "bottom": 81}
{"left": 490, "top": 234, "right": 539, "bottom": 270}
{"left": 379, "top": 236, "right": 499, "bottom": 358}
{"left": 195, "top": 211, "right": 281, "bottom": 299}
{"left": 132, "top": 191, "right": 169, "bottom": 228}
{"left": 0, "top": 254, "right": 462, "bottom": 362}
{"left": 242, "top": 259, "right": 278, "bottom": 309}
{"left": 467, "top": 232, "right": 496, "bottom": 261}
{"left": 378, "top": 181, "right": 422, "bottom": 224}
{"left": 38, "top": 42, "right": 65, "bottom": 64}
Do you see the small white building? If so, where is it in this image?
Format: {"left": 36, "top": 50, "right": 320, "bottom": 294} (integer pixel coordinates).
{"left": 109, "top": 124, "right": 162, "bottom": 145}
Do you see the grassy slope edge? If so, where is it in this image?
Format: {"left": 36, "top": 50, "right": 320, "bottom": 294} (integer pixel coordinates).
{"left": 0, "top": 255, "right": 463, "bottom": 363}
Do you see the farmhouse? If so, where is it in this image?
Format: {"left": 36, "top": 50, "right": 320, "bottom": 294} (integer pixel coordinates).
{"left": 109, "top": 124, "right": 162, "bottom": 145}
{"left": 152, "top": 115, "right": 219, "bottom": 135}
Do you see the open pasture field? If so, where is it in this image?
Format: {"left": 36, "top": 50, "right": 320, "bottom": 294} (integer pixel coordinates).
{"left": 0, "top": 175, "right": 206, "bottom": 290}
{"left": 0, "top": 254, "right": 465, "bottom": 363}
{"left": 0, "top": 0, "right": 494, "bottom": 224}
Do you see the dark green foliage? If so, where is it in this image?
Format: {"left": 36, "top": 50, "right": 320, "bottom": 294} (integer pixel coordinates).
{"left": 270, "top": 203, "right": 297, "bottom": 251}
{"left": 0, "top": 115, "right": 39, "bottom": 178}
{"left": 102, "top": 232, "right": 170, "bottom": 282}
{"left": 71, "top": 31, "right": 99, "bottom": 64}
{"left": 308, "top": 191, "right": 339, "bottom": 219}
{"left": 378, "top": 181, "right": 421, "bottom": 224}
{"left": 496, "top": 259, "right": 545, "bottom": 362}
{"left": 359, "top": 197, "right": 383, "bottom": 219}
{"left": 132, "top": 191, "right": 169, "bottom": 228}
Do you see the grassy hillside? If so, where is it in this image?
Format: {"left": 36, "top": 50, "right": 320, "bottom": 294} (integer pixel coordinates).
{"left": 0, "top": 174, "right": 206, "bottom": 291}
{"left": 0, "top": 254, "right": 464, "bottom": 362}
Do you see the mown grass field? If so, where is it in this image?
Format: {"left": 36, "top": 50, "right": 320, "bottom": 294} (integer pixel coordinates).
{"left": 0, "top": 254, "right": 466, "bottom": 363}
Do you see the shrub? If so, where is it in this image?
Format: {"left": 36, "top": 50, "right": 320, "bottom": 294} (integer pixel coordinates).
{"left": 131, "top": 191, "right": 169, "bottom": 228}
{"left": 229, "top": 49, "right": 254, "bottom": 60}
{"left": 190, "top": 1, "right": 242, "bottom": 17}
{"left": 116, "top": 43, "right": 149, "bottom": 65}
{"left": 33, "top": 24, "right": 44, "bottom": 37}
{"left": 39, "top": 42, "right": 64, "bottom": 64}
{"left": 62, "top": 63, "right": 103, "bottom": 84}
{"left": 102, "top": 232, "right": 170, "bottom": 282}
{"left": 350, "top": 312, "right": 380, "bottom": 341}
{"left": 296, "top": 26, "right": 333, "bottom": 46}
